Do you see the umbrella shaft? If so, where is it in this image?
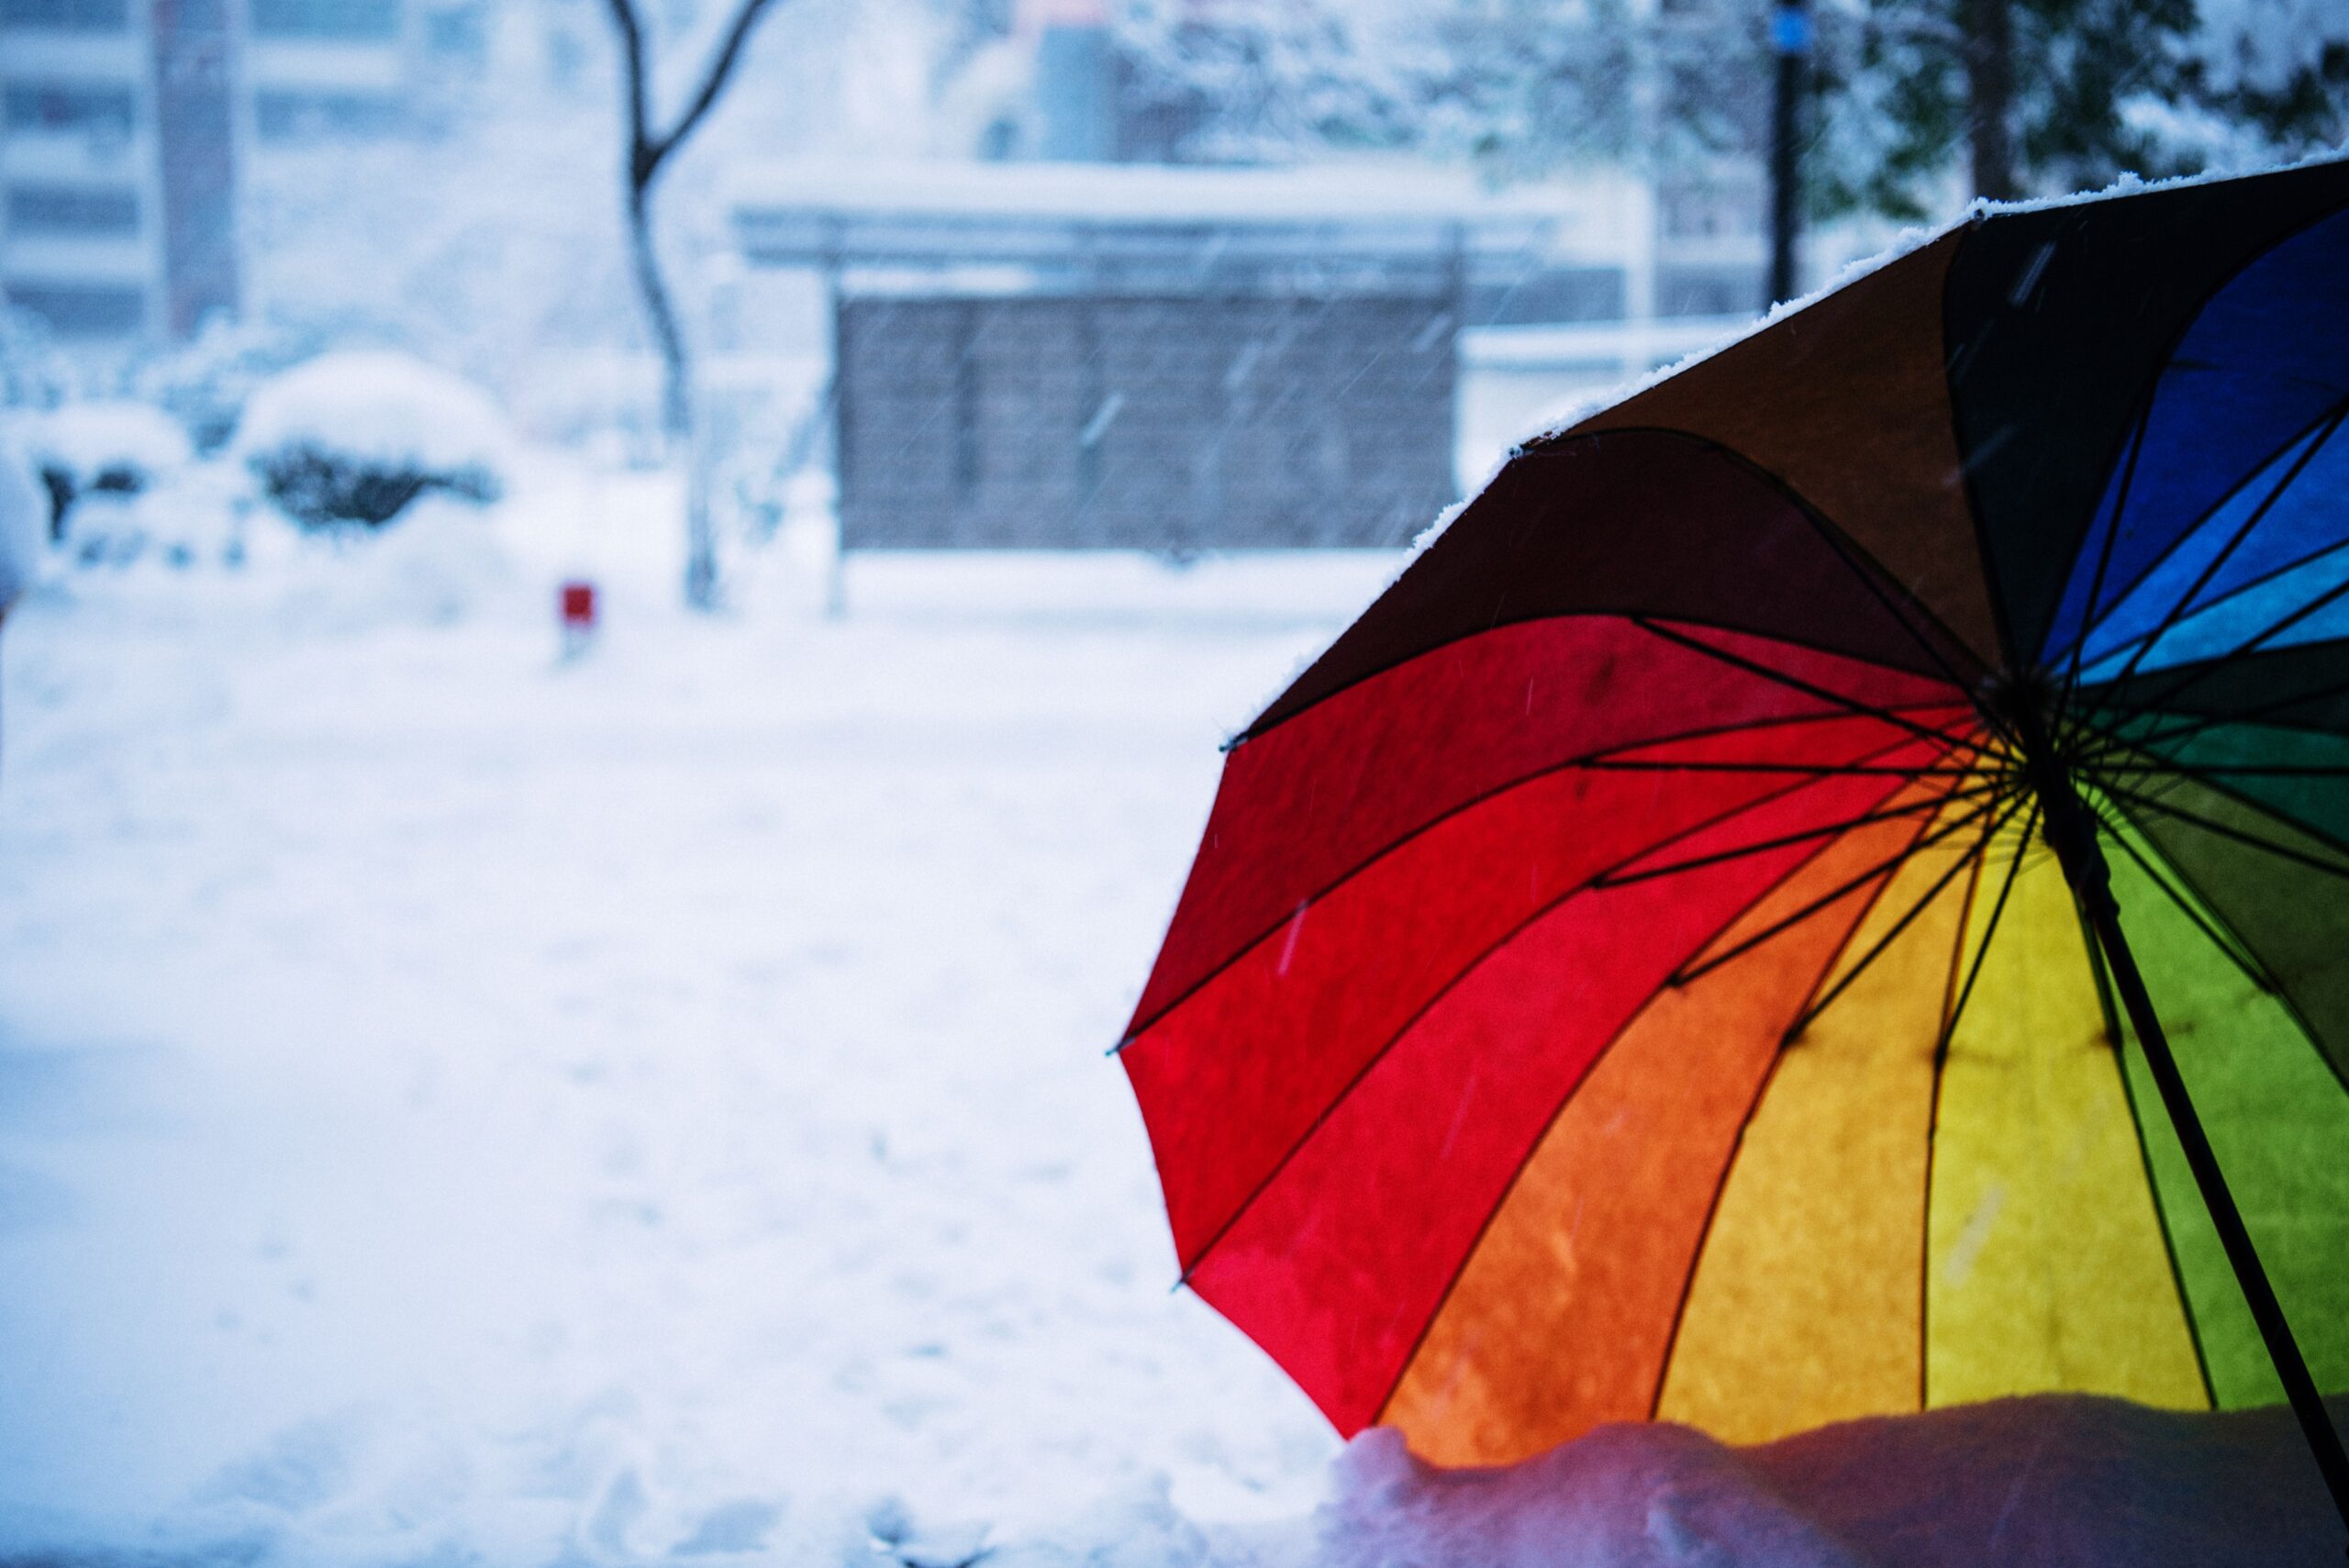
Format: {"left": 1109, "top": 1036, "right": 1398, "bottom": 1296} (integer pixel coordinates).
{"left": 2076, "top": 854, "right": 2349, "bottom": 1542}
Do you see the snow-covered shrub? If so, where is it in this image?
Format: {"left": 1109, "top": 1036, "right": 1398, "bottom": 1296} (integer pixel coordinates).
{"left": 238, "top": 351, "right": 509, "bottom": 531}
{"left": 0, "top": 438, "right": 43, "bottom": 613}
{"left": 130, "top": 314, "right": 335, "bottom": 456}
{"left": 21, "top": 402, "right": 195, "bottom": 539}
{"left": 60, "top": 459, "right": 251, "bottom": 572}
{"left": 0, "top": 306, "right": 72, "bottom": 413}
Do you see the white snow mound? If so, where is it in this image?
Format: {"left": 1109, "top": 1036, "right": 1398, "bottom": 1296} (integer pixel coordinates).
{"left": 236, "top": 350, "right": 513, "bottom": 474}
{"left": 1319, "top": 1395, "right": 2349, "bottom": 1568}
{"left": 20, "top": 401, "right": 194, "bottom": 485}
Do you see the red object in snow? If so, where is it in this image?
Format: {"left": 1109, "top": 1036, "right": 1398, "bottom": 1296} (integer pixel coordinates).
{"left": 561, "top": 581, "right": 597, "bottom": 627}
{"left": 560, "top": 580, "right": 597, "bottom": 655}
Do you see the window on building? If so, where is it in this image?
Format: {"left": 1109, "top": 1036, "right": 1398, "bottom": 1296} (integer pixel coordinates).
{"left": 252, "top": 88, "right": 403, "bottom": 139}
{"left": 0, "top": 0, "right": 128, "bottom": 29}
{"left": 3, "top": 280, "right": 146, "bottom": 337}
{"left": 6, "top": 182, "right": 140, "bottom": 238}
{"left": 1468, "top": 266, "right": 1629, "bottom": 328}
{"left": 1661, "top": 186, "right": 1763, "bottom": 240}
{"left": 1655, "top": 264, "right": 1766, "bottom": 320}
{"left": 247, "top": 0, "right": 399, "bottom": 40}
{"left": 3, "top": 80, "right": 137, "bottom": 136}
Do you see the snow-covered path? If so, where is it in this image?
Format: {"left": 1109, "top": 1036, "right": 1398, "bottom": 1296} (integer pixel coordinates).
{"left": 0, "top": 552, "right": 1390, "bottom": 1562}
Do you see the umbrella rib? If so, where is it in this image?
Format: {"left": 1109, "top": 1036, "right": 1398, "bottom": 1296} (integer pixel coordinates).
{"left": 2051, "top": 395, "right": 2349, "bottom": 690}
{"left": 1117, "top": 709, "right": 1974, "bottom": 1050}
{"left": 1597, "top": 780, "right": 1995, "bottom": 892}
{"left": 1565, "top": 423, "right": 2000, "bottom": 728}
{"left": 1932, "top": 796, "right": 2041, "bottom": 1062}
{"left": 1166, "top": 761, "right": 1929, "bottom": 1283}
{"left": 2084, "top": 791, "right": 2349, "bottom": 1101}
{"left": 2092, "top": 758, "right": 2349, "bottom": 779}
{"left": 1776, "top": 793, "right": 2026, "bottom": 1047}
{"left": 2086, "top": 531, "right": 2349, "bottom": 700}
{"left": 2099, "top": 540, "right": 2349, "bottom": 721}
{"left": 2095, "top": 778, "right": 2349, "bottom": 883}
{"left": 1375, "top": 780, "right": 1929, "bottom": 1433}
{"left": 2081, "top": 795, "right": 2270, "bottom": 987}
{"left": 2074, "top": 737, "right": 2349, "bottom": 860}
{"left": 1574, "top": 758, "right": 1987, "bottom": 777}
{"left": 2067, "top": 718, "right": 2349, "bottom": 788}
{"left": 2070, "top": 662, "right": 2349, "bottom": 755}
{"left": 1639, "top": 802, "right": 1966, "bottom": 1423}
{"left": 1639, "top": 1034, "right": 1797, "bottom": 1421}
{"left": 2079, "top": 908, "right": 2223, "bottom": 1412}
{"left": 1780, "top": 485, "right": 2011, "bottom": 744}
{"left": 1666, "top": 794, "right": 1997, "bottom": 985}
{"left": 1630, "top": 617, "right": 1991, "bottom": 757}
{"left": 2054, "top": 399, "right": 2154, "bottom": 730}
{"left": 1913, "top": 793, "right": 2038, "bottom": 1408}
{"left": 1915, "top": 817, "right": 1991, "bottom": 1409}
{"left": 1236, "top": 610, "right": 1975, "bottom": 751}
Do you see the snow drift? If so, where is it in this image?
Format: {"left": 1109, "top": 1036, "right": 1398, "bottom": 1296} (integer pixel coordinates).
{"left": 1319, "top": 1395, "right": 2349, "bottom": 1568}
{"left": 1, "top": 555, "right": 2339, "bottom": 1568}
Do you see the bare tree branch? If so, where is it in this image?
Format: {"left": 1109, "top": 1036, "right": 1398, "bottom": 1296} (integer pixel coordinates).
{"left": 602, "top": 0, "right": 652, "bottom": 175}
{"left": 645, "top": 0, "right": 785, "bottom": 173}
{"left": 599, "top": 0, "right": 787, "bottom": 607}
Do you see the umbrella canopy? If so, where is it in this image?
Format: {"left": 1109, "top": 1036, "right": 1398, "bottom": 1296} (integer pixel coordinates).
{"left": 1119, "top": 159, "right": 2349, "bottom": 1495}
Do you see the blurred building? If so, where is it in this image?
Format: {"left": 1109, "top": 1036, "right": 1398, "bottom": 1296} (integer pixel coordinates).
{"left": 730, "top": 160, "right": 1776, "bottom": 550}
{"left": 0, "top": 0, "right": 484, "bottom": 340}
{"left": 888, "top": 2, "right": 1803, "bottom": 526}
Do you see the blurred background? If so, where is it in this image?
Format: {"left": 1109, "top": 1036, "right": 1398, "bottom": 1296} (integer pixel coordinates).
{"left": 4, "top": 0, "right": 2345, "bottom": 596}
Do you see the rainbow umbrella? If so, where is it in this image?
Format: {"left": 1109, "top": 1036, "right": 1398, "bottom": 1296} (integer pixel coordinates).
{"left": 1119, "top": 159, "right": 2349, "bottom": 1530}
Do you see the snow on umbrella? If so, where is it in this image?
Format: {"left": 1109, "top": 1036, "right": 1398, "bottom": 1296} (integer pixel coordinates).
{"left": 1118, "top": 158, "right": 2349, "bottom": 1529}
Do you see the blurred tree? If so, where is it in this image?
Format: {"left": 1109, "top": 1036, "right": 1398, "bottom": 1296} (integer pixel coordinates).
{"left": 1808, "top": 0, "right": 2349, "bottom": 217}
{"left": 1110, "top": 0, "right": 1679, "bottom": 172}
{"left": 602, "top": 0, "right": 786, "bottom": 609}
{"left": 1111, "top": 0, "right": 2348, "bottom": 218}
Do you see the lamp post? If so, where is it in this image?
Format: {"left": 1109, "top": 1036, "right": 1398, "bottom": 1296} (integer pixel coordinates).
{"left": 1768, "top": 0, "right": 1811, "bottom": 306}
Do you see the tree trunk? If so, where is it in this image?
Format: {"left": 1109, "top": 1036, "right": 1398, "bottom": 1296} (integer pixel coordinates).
{"left": 1965, "top": 0, "right": 2018, "bottom": 201}
{"left": 623, "top": 178, "right": 715, "bottom": 607}
{"left": 1767, "top": 0, "right": 1810, "bottom": 305}
{"left": 603, "top": 0, "right": 781, "bottom": 611}
{"left": 625, "top": 183, "right": 690, "bottom": 450}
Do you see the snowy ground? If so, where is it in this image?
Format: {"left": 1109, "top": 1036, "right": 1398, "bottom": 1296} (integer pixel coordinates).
{"left": 4, "top": 479, "right": 2344, "bottom": 1568}
{"left": 0, "top": 497, "right": 1378, "bottom": 1563}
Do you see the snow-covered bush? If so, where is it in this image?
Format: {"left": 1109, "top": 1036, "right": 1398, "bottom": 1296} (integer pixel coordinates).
{"left": 0, "top": 438, "right": 42, "bottom": 613}
{"left": 20, "top": 402, "right": 195, "bottom": 539}
{"left": 238, "top": 351, "right": 509, "bottom": 531}
{"left": 130, "top": 314, "right": 336, "bottom": 456}
{"left": 0, "top": 306, "right": 72, "bottom": 413}
{"left": 71, "top": 460, "right": 251, "bottom": 572}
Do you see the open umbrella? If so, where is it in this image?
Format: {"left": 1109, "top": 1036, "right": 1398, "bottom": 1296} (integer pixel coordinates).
{"left": 1119, "top": 159, "right": 2349, "bottom": 1532}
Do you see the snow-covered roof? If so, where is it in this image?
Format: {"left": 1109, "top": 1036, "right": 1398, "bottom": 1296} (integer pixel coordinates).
{"left": 235, "top": 350, "right": 512, "bottom": 473}
{"left": 730, "top": 158, "right": 1637, "bottom": 278}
